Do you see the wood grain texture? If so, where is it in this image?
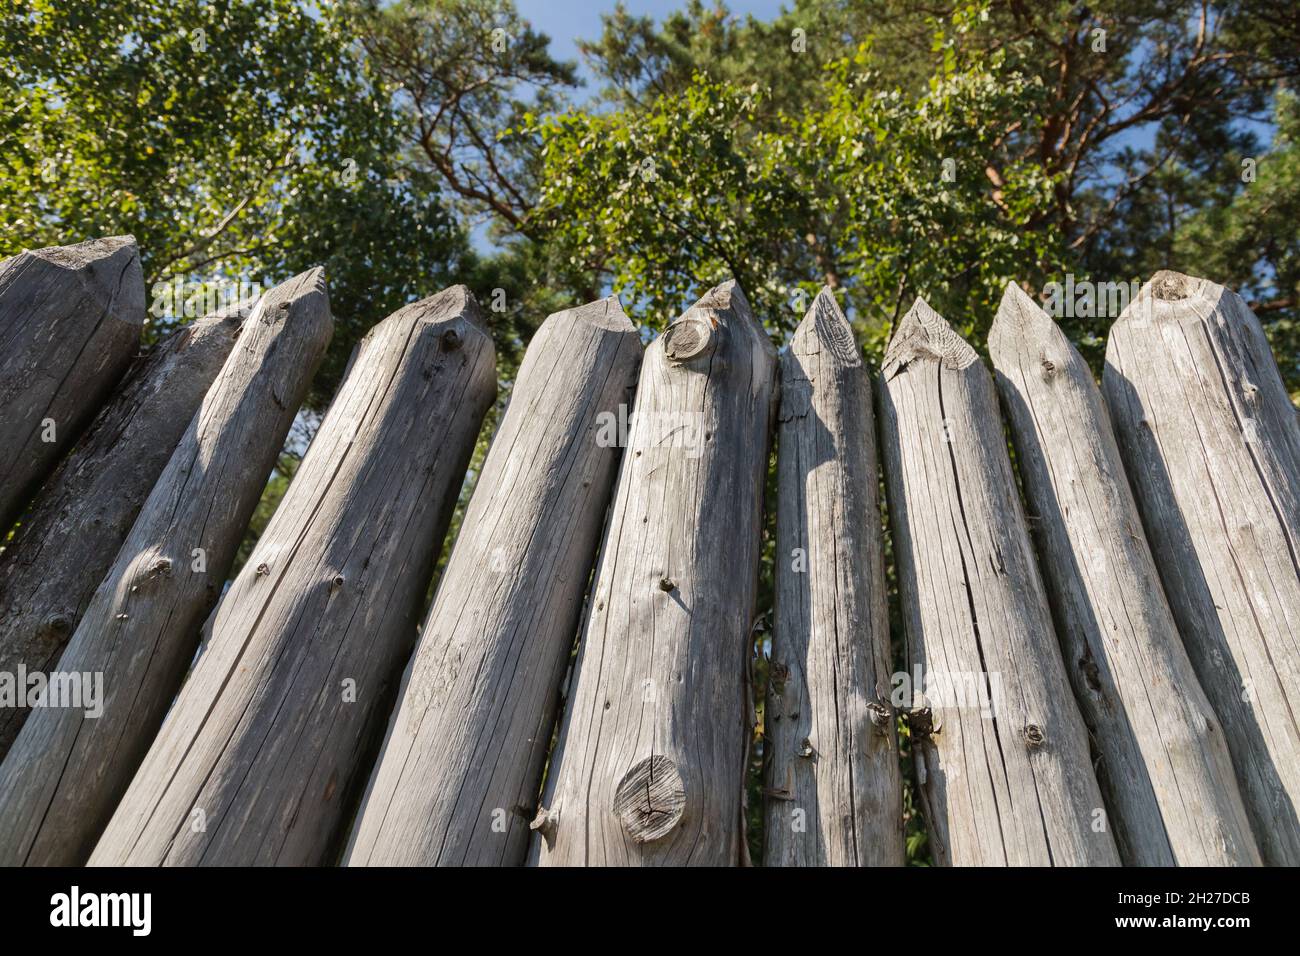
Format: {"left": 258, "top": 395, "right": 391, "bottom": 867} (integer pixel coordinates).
{"left": 345, "top": 296, "right": 641, "bottom": 867}
{"left": 878, "top": 297, "right": 1119, "bottom": 866}
{"left": 0, "top": 270, "right": 332, "bottom": 866}
{"left": 764, "top": 289, "right": 903, "bottom": 866}
{"left": 528, "top": 280, "right": 777, "bottom": 866}
{"left": 0, "top": 302, "right": 248, "bottom": 760}
{"left": 990, "top": 282, "right": 1259, "bottom": 866}
{"left": 90, "top": 286, "right": 495, "bottom": 866}
{"left": 0, "top": 236, "right": 145, "bottom": 533}
{"left": 1102, "top": 271, "right": 1300, "bottom": 865}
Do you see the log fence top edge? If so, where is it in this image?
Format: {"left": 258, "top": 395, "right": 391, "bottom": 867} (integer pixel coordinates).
{"left": 881, "top": 295, "right": 978, "bottom": 378}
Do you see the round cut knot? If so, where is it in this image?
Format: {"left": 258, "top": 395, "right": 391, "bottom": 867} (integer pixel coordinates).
{"left": 613, "top": 754, "right": 686, "bottom": 843}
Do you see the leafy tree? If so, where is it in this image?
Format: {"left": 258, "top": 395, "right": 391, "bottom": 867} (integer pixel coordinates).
{"left": 0, "top": 0, "right": 467, "bottom": 405}
{"left": 1175, "top": 93, "right": 1300, "bottom": 398}
{"left": 526, "top": 25, "right": 1059, "bottom": 355}
{"left": 357, "top": 0, "right": 578, "bottom": 234}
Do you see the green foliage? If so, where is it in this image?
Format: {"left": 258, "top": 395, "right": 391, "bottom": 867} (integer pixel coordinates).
{"left": 0, "top": 0, "right": 467, "bottom": 404}
{"left": 359, "top": 0, "right": 579, "bottom": 236}
{"left": 526, "top": 22, "right": 1060, "bottom": 357}
{"left": 1176, "top": 93, "right": 1300, "bottom": 398}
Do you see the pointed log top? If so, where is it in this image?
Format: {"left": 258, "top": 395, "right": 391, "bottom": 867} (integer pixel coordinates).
{"left": 790, "top": 287, "right": 860, "bottom": 367}
{"left": 882, "top": 296, "right": 977, "bottom": 379}
{"left": 5, "top": 235, "right": 146, "bottom": 328}
{"left": 278, "top": 266, "right": 328, "bottom": 301}
{"left": 552, "top": 294, "right": 636, "bottom": 333}
{"left": 988, "top": 281, "right": 1061, "bottom": 358}
{"left": 1115, "top": 270, "right": 1238, "bottom": 331}
{"left": 387, "top": 284, "right": 489, "bottom": 334}
{"left": 26, "top": 235, "right": 139, "bottom": 270}
{"left": 251, "top": 268, "right": 331, "bottom": 334}
{"left": 661, "top": 278, "right": 775, "bottom": 364}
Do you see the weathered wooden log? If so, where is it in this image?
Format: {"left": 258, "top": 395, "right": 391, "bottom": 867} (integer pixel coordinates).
{"left": 0, "top": 269, "right": 332, "bottom": 866}
{"left": 528, "top": 280, "right": 777, "bottom": 867}
{"left": 989, "top": 282, "right": 1259, "bottom": 866}
{"left": 0, "top": 302, "right": 249, "bottom": 760}
{"left": 0, "top": 236, "right": 145, "bottom": 533}
{"left": 878, "top": 297, "right": 1119, "bottom": 866}
{"left": 764, "top": 289, "right": 903, "bottom": 866}
{"left": 345, "top": 296, "right": 641, "bottom": 867}
{"left": 1102, "top": 271, "right": 1300, "bottom": 866}
{"left": 90, "top": 287, "right": 495, "bottom": 866}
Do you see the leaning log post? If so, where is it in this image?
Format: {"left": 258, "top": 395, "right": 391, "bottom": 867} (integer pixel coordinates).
{"left": 529, "top": 280, "right": 777, "bottom": 867}
{"left": 764, "top": 289, "right": 903, "bottom": 866}
{"left": 989, "top": 282, "right": 1259, "bottom": 866}
{"left": 345, "top": 296, "right": 641, "bottom": 867}
{"left": 1102, "top": 271, "right": 1300, "bottom": 865}
{"left": 878, "top": 297, "right": 1119, "bottom": 866}
{"left": 0, "top": 236, "right": 145, "bottom": 532}
{"left": 0, "top": 302, "right": 249, "bottom": 760}
{"left": 0, "top": 269, "right": 332, "bottom": 866}
{"left": 90, "top": 287, "right": 495, "bottom": 866}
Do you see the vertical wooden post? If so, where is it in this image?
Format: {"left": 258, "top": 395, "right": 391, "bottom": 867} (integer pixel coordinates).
{"left": 0, "top": 236, "right": 145, "bottom": 533}
{"left": 345, "top": 296, "right": 641, "bottom": 867}
{"left": 90, "top": 287, "right": 495, "bottom": 866}
{"left": 765, "top": 289, "right": 903, "bottom": 866}
{"left": 0, "top": 270, "right": 332, "bottom": 866}
{"left": 1103, "top": 271, "right": 1300, "bottom": 865}
{"left": 529, "top": 280, "right": 777, "bottom": 867}
{"left": 0, "top": 302, "right": 248, "bottom": 759}
{"left": 878, "top": 297, "right": 1118, "bottom": 866}
{"left": 990, "top": 282, "right": 1259, "bottom": 865}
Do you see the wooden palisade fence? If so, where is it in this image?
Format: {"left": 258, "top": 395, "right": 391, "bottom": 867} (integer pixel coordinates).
{"left": 347, "top": 295, "right": 640, "bottom": 866}
{"left": 0, "top": 268, "right": 332, "bottom": 865}
{"left": 0, "top": 299, "right": 248, "bottom": 758}
{"left": 0, "top": 235, "right": 1296, "bottom": 867}
{"left": 91, "top": 287, "right": 496, "bottom": 865}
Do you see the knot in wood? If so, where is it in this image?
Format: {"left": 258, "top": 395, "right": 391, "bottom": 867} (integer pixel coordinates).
{"left": 1150, "top": 272, "right": 1190, "bottom": 301}
{"left": 256, "top": 562, "right": 270, "bottom": 576}
{"left": 1039, "top": 357, "right": 1057, "bottom": 380}
{"left": 613, "top": 755, "right": 686, "bottom": 844}
{"left": 529, "top": 805, "right": 559, "bottom": 851}
{"left": 769, "top": 661, "right": 789, "bottom": 696}
{"left": 867, "top": 700, "right": 892, "bottom": 734}
{"left": 658, "top": 577, "right": 675, "bottom": 592}
{"left": 908, "top": 706, "right": 935, "bottom": 739}
{"left": 440, "top": 327, "right": 461, "bottom": 351}
{"left": 1023, "top": 723, "right": 1046, "bottom": 748}
{"left": 662, "top": 317, "right": 715, "bottom": 363}
{"left": 148, "top": 557, "right": 173, "bottom": 577}
{"left": 330, "top": 574, "right": 346, "bottom": 591}
{"left": 44, "top": 612, "right": 72, "bottom": 635}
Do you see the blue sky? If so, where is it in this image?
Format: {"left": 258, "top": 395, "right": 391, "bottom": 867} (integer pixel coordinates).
{"left": 515, "top": 0, "right": 789, "bottom": 91}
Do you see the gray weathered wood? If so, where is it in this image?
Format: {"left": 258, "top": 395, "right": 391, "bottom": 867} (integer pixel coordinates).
{"left": 764, "top": 289, "right": 903, "bottom": 867}
{"left": 0, "top": 236, "right": 145, "bottom": 533}
{"left": 1102, "top": 271, "right": 1300, "bottom": 865}
{"left": 90, "top": 286, "right": 495, "bottom": 866}
{"left": 0, "top": 302, "right": 249, "bottom": 760}
{"left": 0, "top": 269, "right": 332, "bottom": 866}
{"left": 878, "top": 297, "right": 1119, "bottom": 866}
{"left": 528, "top": 280, "right": 777, "bottom": 866}
{"left": 345, "top": 295, "right": 641, "bottom": 867}
{"left": 989, "top": 282, "right": 1259, "bottom": 866}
